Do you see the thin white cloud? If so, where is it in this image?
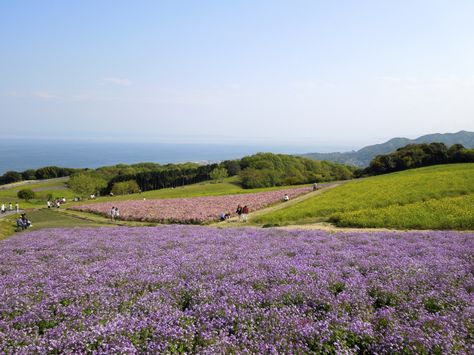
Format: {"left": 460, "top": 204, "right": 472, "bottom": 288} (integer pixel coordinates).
{"left": 102, "top": 77, "right": 132, "bottom": 86}
{"left": 32, "top": 90, "right": 58, "bottom": 99}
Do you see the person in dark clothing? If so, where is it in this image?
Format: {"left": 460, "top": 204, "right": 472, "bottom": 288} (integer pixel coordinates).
{"left": 236, "top": 205, "right": 243, "bottom": 221}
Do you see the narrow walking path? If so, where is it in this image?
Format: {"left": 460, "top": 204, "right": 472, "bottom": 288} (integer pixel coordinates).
{"left": 0, "top": 210, "right": 24, "bottom": 219}
{"left": 212, "top": 182, "right": 344, "bottom": 227}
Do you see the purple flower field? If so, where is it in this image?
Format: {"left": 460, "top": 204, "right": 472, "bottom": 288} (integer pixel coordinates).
{"left": 0, "top": 227, "right": 473, "bottom": 353}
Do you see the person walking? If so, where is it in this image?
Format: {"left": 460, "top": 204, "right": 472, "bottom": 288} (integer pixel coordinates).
{"left": 15, "top": 203, "right": 19, "bottom": 213}
{"left": 47, "top": 200, "right": 51, "bottom": 209}
{"left": 242, "top": 205, "right": 249, "bottom": 222}
{"left": 9, "top": 202, "right": 12, "bottom": 211}
{"left": 114, "top": 207, "right": 120, "bottom": 220}
{"left": 236, "top": 205, "right": 243, "bottom": 221}
{"left": 1, "top": 204, "right": 5, "bottom": 214}
{"left": 110, "top": 206, "right": 116, "bottom": 220}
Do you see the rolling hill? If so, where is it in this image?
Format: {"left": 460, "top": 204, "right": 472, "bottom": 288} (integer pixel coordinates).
{"left": 302, "top": 130, "right": 474, "bottom": 167}
{"left": 252, "top": 163, "right": 474, "bottom": 230}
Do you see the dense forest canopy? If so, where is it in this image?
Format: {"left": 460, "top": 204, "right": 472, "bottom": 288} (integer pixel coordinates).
{"left": 362, "top": 143, "right": 474, "bottom": 176}
{"left": 238, "top": 153, "right": 354, "bottom": 188}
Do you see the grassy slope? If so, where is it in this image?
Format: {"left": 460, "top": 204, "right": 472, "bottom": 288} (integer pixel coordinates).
{"left": 253, "top": 163, "right": 474, "bottom": 229}
{"left": 0, "top": 177, "right": 74, "bottom": 208}
{"left": 0, "top": 209, "right": 111, "bottom": 240}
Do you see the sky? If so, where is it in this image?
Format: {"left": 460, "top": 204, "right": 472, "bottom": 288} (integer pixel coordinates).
{"left": 1, "top": 0, "right": 474, "bottom": 149}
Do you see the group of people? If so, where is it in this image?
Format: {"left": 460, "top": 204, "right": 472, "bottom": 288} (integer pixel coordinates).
{"left": 236, "top": 205, "right": 249, "bottom": 222}
{"left": 110, "top": 206, "right": 120, "bottom": 220}
{"left": 220, "top": 205, "right": 250, "bottom": 222}
{"left": 16, "top": 213, "right": 31, "bottom": 230}
{"left": 1, "top": 202, "right": 19, "bottom": 214}
{"left": 47, "top": 198, "right": 66, "bottom": 209}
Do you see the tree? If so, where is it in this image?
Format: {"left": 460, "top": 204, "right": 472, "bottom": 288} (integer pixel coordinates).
{"left": 1, "top": 171, "right": 22, "bottom": 184}
{"left": 209, "top": 167, "right": 228, "bottom": 182}
{"left": 221, "top": 160, "right": 241, "bottom": 176}
{"left": 111, "top": 180, "right": 140, "bottom": 195}
{"left": 68, "top": 173, "right": 107, "bottom": 197}
{"left": 17, "top": 189, "right": 35, "bottom": 201}
{"left": 21, "top": 169, "right": 37, "bottom": 180}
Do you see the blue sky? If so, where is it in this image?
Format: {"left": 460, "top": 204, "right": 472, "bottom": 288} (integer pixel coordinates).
{"left": 1, "top": 0, "right": 474, "bottom": 148}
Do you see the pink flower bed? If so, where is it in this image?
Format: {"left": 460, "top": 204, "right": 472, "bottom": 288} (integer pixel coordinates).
{"left": 71, "top": 186, "right": 312, "bottom": 223}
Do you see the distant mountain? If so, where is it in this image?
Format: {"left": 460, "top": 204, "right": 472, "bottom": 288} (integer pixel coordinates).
{"left": 302, "top": 131, "right": 474, "bottom": 167}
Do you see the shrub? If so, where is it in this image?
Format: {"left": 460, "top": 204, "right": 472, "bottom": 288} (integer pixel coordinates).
{"left": 17, "top": 189, "right": 36, "bottom": 201}
{"left": 111, "top": 180, "right": 140, "bottom": 195}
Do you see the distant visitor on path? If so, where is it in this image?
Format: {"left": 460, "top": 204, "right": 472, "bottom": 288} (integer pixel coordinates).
{"left": 15, "top": 203, "right": 19, "bottom": 212}
{"left": 313, "top": 183, "right": 318, "bottom": 191}
{"left": 9, "top": 202, "right": 12, "bottom": 211}
{"left": 283, "top": 194, "right": 289, "bottom": 201}
{"left": 110, "top": 206, "right": 116, "bottom": 220}
{"left": 1, "top": 204, "right": 5, "bottom": 214}
{"left": 47, "top": 200, "right": 51, "bottom": 208}
{"left": 236, "top": 205, "right": 243, "bottom": 221}
{"left": 114, "top": 207, "right": 120, "bottom": 219}
{"left": 242, "top": 205, "right": 249, "bottom": 222}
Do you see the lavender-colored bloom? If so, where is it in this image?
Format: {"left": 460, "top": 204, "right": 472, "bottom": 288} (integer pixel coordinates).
{"left": 0, "top": 227, "right": 473, "bottom": 353}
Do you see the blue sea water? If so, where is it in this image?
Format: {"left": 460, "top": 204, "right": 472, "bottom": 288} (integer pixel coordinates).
{"left": 0, "top": 139, "right": 331, "bottom": 174}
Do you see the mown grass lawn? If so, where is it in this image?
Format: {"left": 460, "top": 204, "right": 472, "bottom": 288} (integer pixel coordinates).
{"left": 253, "top": 163, "right": 474, "bottom": 230}
{"left": 0, "top": 209, "right": 111, "bottom": 239}
{"left": 0, "top": 177, "right": 74, "bottom": 208}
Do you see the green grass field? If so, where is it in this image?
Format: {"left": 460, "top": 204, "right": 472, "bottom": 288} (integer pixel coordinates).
{"left": 0, "top": 209, "right": 111, "bottom": 240}
{"left": 253, "top": 163, "right": 474, "bottom": 230}
{"left": 0, "top": 177, "right": 74, "bottom": 209}
{"left": 1, "top": 164, "right": 473, "bottom": 234}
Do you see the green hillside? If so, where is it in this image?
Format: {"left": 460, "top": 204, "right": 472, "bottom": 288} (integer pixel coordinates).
{"left": 0, "top": 177, "right": 74, "bottom": 208}
{"left": 303, "top": 130, "right": 474, "bottom": 167}
{"left": 253, "top": 163, "right": 474, "bottom": 230}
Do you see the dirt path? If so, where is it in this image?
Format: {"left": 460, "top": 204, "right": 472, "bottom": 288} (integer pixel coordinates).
{"left": 211, "top": 182, "right": 344, "bottom": 227}
{"left": 0, "top": 210, "right": 24, "bottom": 219}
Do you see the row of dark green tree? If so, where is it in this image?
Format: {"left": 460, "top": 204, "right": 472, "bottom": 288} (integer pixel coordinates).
{"left": 0, "top": 166, "right": 79, "bottom": 185}
{"left": 1, "top": 153, "right": 356, "bottom": 196}
{"left": 80, "top": 153, "right": 355, "bottom": 195}
{"left": 361, "top": 143, "right": 474, "bottom": 176}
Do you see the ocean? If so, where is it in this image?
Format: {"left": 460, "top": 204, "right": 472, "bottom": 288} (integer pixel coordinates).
{"left": 0, "top": 139, "right": 336, "bottom": 174}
